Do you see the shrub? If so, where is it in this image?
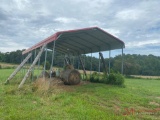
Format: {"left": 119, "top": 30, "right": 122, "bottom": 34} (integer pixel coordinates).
{"left": 107, "top": 73, "right": 124, "bottom": 85}
{"left": 42, "top": 61, "right": 51, "bottom": 70}
{"left": 101, "top": 76, "right": 108, "bottom": 84}
{"left": 90, "top": 72, "right": 102, "bottom": 83}
{"left": 90, "top": 76, "right": 99, "bottom": 83}
{"left": 0, "top": 65, "right": 1, "bottom": 69}
{"left": 90, "top": 71, "right": 125, "bottom": 86}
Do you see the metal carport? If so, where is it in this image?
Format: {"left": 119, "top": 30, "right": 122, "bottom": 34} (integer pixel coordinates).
{"left": 6, "top": 27, "right": 125, "bottom": 88}
{"left": 22, "top": 27, "right": 125, "bottom": 55}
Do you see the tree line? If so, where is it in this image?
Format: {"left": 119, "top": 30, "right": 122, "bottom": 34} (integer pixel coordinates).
{"left": 0, "top": 50, "right": 160, "bottom": 76}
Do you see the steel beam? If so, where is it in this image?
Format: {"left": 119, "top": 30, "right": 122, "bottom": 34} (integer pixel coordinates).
{"left": 50, "top": 41, "right": 56, "bottom": 78}
{"left": 109, "top": 50, "right": 111, "bottom": 74}
{"left": 121, "top": 48, "right": 124, "bottom": 74}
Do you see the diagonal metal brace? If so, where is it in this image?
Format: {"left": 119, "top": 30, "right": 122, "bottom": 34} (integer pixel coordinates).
{"left": 5, "top": 53, "right": 32, "bottom": 84}
{"left": 18, "top": 44, "right": 46, "bottom": 89}
{"left": 79, "top": 55, "right": 87, "bottom": 76}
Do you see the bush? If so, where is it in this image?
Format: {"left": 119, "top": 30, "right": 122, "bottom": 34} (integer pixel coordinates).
{"left": 42, "top": 61, "right": 51, "bottom": 70}
{"left": 90, "top": 72, "right": 100, "bottom": 83}
{"left": 90, "top": 76, "right": 99, "bottom": 83}
{"left": 107, "top": 73, "right": 124, "bottom": 85}
{"left": 90, "top": 71, "right": 125, "bottom": 86}
{"left": 0, "top": 65, "right": 1, "bottom": 69}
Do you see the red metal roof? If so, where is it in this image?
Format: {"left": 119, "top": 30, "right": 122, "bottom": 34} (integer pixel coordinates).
{"left": 22, "top": 27, "right": 125, "bottom": 55}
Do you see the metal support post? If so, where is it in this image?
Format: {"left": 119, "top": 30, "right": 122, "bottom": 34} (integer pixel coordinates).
{"left": 78, "top": 62, "right": 79, "bottom": 70}
{"left": 99, "top": 52, "right": 107, "bottom": 73}
{"left": 32, "top": 49, "right": 37, "bottom": 81}
{"left": 18, "top": 44, "right": 46, "bottom": 89}
{"left": 43, "top": 46, "right": 48, "bottom": 78}
{"left": 63, "top": 54, "right": 66, "bottom": 68}
{"left": 72, "top": 55, "right": 75, "bottom": 67}
{"left": 30, "top": 51, "right": 33, "bottom": 64}
{"left": 90, "top": 52, "right": 92, "bottom": 78}
{"left": 50, "top": 41, "right": 56, "bottom": 78}
{"left": 109, "top": 50, "right": 111, "bottom": 74}
{"left": 37, "top": 50, "right": 41, "bottom": 79}
{"left": 25, "top": 53, "right": 29, "bottom": 73}
{"left": 5, "top": 53, "right": 32, "bottom": 84}
{"left": 20, "top": 55, "right": 23, "bottom": 74}
{"left": 121, "top": 48, "right": 124, "bottom": 74}
{"left": 79, "top": 55, "right": 87, "bottom": 77}
{"left": 83, "top": 55, "right": 86, "bottom": 79}
{"left": 98, "top": 52, "right": 101, "bottom": 80}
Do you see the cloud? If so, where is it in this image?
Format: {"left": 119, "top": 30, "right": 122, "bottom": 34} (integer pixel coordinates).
{"left": 54, "top": 17, "right": 81, "bottom": 24}
{"left": 0, "top": 0, "right": 159, "bottom": 56}
{"left": 126, "top": 40, "right": 160, "bottom": 48}
{"left": 115, "top": 9, "right": 143, "bottom": 20}
{"left": 0, "top": 35, "right": 27, "bottom": 52}
{"left": 103, "top": 28, "right": 120, "bottom": 37}
{"left": 14, "top": 0, "right": 30, "bottom": 10}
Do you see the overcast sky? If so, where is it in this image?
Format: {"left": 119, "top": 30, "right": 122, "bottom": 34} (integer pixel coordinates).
{"left": 0, "top": 0, "right": 160, "bottom": 56}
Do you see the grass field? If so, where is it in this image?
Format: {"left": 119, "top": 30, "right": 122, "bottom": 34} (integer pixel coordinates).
{"left": 0, "top": 69, "right": 160, "bottom": 120}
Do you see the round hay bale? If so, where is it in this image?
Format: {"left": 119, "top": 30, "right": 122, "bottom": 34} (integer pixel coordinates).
{"left": 64, "top": 64, "right": 74, "bottom": 70}
{"left": 61, "top": 69, "right": 81, "bottom": 85}
{"left": 39, "top": 70, "right": 50, "bottom": 78}
{"left": 32, "top": 78, "right": 49, "bottom": 91}
{"left": 50, "top": 70, "right": 56, "bottom": 77}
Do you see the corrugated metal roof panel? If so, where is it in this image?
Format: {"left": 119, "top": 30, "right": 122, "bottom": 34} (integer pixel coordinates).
{"left": 22, "top": 27, "right": 125, "bottom": 55}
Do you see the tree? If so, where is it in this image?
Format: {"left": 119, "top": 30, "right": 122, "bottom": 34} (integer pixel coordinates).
{"left": 0, "top": 49, "right": 160, "bottom": 76}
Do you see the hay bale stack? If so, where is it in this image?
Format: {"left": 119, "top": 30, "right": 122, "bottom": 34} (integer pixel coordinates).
{"left": 50, "top": 70, "right": 56, "bottom": 77}
{"left": 32, "top": 78, "right": 49, "bottom": 91}
{"left": 64, "top": 64, "right": 74, "bottom": 70}
{"left": 39, "top": 70, "right": 50, "bottom": 78}
{"left": 61, "top": 69, "right": 81, "bottom": 85}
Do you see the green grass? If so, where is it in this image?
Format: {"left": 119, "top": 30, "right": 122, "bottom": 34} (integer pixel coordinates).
{"left": 0, "top": 69, "right": 160, "bottom": 120}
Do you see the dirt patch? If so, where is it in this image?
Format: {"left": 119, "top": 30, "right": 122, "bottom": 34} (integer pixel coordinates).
{"left": 32, "top": 77, "right": 90, "bottom": 92}
{"left": 156, "top": 97, "right": 160, "bottom": 99}
{"left": 113, "top": 105, "right": 121, "bottom": 115}
{"left": 32, "top": 101, "right": 37, "bottom": 104}
{"left": 78, "top": 81, "right": 90, "bottom": 85}
{"left": 0, "top": 62, "right": 17, "bottom": 67}
{"left": 131, "top": 75, "right": 160, "bottom": 79}
{"left": 32, "top": 78, "right": 50, "bottom": 91}
{"left": 149, "top": 101, "right": 159, "bottom": 106}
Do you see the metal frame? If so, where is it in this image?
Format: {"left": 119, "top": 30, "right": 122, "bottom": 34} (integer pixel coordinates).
{"left": 5, "top": 53, "right": 32, "bottom": 84}
{"left": 75, "top": 35, "right": 100, "bottom": 52}
{"left": 18, "top": 44, "right": 46, "bottom": 88}
{"left": 121, "top": 48, "right": 124, "bottom": 74}
{"left": 11, "top": 27, "right": 126, "bottom": 88}
{"left": 98, "top": 52, "right": 101, "bottom": 79}
{"left": 90, "top": 52, "right": 93, "bottom": 78}
{"left": 78, "top": 56, "right": 80, "bottom": 70}
{"left": 50, "top": 41, "right": 56, "bottom": 78}
{"left": 84, "top": 32, "right": 110, "bottom": 48}
{"left": 72, "top": 55, "right": 75, "bottom": 68}
{"left": 37, "top": 48, "right": 41, "bottom": 79}
{"left": 43, "top": 45, "right": 48, "bottom": 79}
{"left": 109, "top": 50, "right": 111, "bottom": 74}
{"left": 83, "top": 55, "right": 86, "bottom": 79}
{"left": 32, "top": 49, "right": 37, "bottom": 81}
{"left": 22, "top": 27, "right": 125, "bottom": 55}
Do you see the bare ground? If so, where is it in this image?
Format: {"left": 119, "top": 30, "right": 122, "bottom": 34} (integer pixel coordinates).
{"left": 130, "top": 75, "right": 160, "bottom": 79}
{"left": 33, "top": 77, "right": 90, "bottom": 92}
